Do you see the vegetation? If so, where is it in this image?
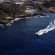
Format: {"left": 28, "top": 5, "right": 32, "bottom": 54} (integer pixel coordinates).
{"left": 0, "top": 1, "right": 53, "bottom": 25}
{"left": 36, "top": 4, "right": 42, "bottom": 11}
{"left": 0, "top": 3, "right": 26, "bottom": 24}
{"left": 43, "top": 1, "right": 51, "bottom": 8}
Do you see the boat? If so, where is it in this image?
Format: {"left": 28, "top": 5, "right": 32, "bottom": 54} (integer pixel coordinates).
{"left": 35, "top": 19, "right": 55, "bottom": 36}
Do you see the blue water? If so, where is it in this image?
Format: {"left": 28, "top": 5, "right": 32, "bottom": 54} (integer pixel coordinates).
{"left": 27, "top": 11, "right": 36, "bottom": 14}
{"left": 0, "top": 13, "right": 55, "bottom": 55}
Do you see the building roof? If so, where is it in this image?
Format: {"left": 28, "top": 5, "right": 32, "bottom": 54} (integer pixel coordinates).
{"left": 14, "top": 2, "right": 24, "bottom": 4}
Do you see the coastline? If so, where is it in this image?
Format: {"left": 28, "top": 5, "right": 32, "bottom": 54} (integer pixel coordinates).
{"left": 0, "top": 11, "right": 50, "bottom": 26}
{"left": 7, "top": 18, "right": 21, "bottom": 26}
{"left": 7, "top": 14, "right": 49, "bottom": 26}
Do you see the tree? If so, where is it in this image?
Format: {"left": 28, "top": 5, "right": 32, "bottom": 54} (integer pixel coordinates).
{"left": 0, "top": 3, "right": 26, "bottom": 19}
{"left": 43, "top": 1, "right": 51, "bottom": 8}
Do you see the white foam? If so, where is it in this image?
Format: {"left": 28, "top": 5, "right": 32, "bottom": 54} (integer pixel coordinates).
{"left": 0, "top": 24, "right": 3, "bottom": 26}
{"left": 46, "top": 15, "right": 49, "bottom": 17}
{"left": 40, "top": 15, "right": 49, "bottom": 18}
{"left": 14, "top": 18, "right": 20, "bottom": 21}
{"left": 26, "top": 17, "right": 29, "bottom": 18}
{"left": 35, "top": 19, "right": 55, "bottom": 35}
{"left": 7, "top": 18, "right": 21, "bottom": 26}
{"left": 34, "top": 16, "right": 39, "bottom": 18}
{"left": 26, "top": 15, "right": 49, "bottom": 19}
{"left": 26, "top": 16, "right": 39, "bottom": 18}
{"left": 40, "top": 16, "right": 45, "bottom": 18}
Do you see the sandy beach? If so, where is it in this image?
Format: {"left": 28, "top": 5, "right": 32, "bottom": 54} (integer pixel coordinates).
{"left": 25, "top": 9, "right": 36, "bottom": 12}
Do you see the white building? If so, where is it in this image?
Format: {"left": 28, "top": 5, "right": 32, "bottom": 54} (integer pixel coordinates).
{"left": 14, "top": 1, "right": 24, "bottom": 7}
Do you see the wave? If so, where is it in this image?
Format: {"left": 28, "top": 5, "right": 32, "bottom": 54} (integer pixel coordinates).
{"left": 35, "top": 19, "right": 55, "bottom": 35}
{"left": 7, "top": 15, "right": 49, "bottom": 26}
{"left": 14, "top": 18, "right": 20, "bottom": 21}
{"left": 0, "top": 24, "right": 4, "bottom": 26}
{"left": 26, "top": 15, "right": 49, "bottom": 19}
{"left": 26, "top": 16, "right": 38, "bottom": 18}
{"left": 40, "top": 15, "right": 49, "bottom": 18}
{"left": 7, "top": 18, "right": 20, "bottom": 26}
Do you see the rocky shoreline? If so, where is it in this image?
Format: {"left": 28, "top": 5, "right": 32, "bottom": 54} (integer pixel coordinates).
{"left": 0, "top": 11, "right": 49, "bottom": 26}
{"left": 42, "top": 7, "right": 55, "bottom": 13}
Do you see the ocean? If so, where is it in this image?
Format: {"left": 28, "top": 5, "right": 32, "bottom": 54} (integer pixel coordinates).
{"left": 0, "top": 13, "right": 55, "bottom": 55}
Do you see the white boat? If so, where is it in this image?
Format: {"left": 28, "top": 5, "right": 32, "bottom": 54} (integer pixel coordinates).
{"left": 35, "top": 19, "right": 55, "bottom": 35}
